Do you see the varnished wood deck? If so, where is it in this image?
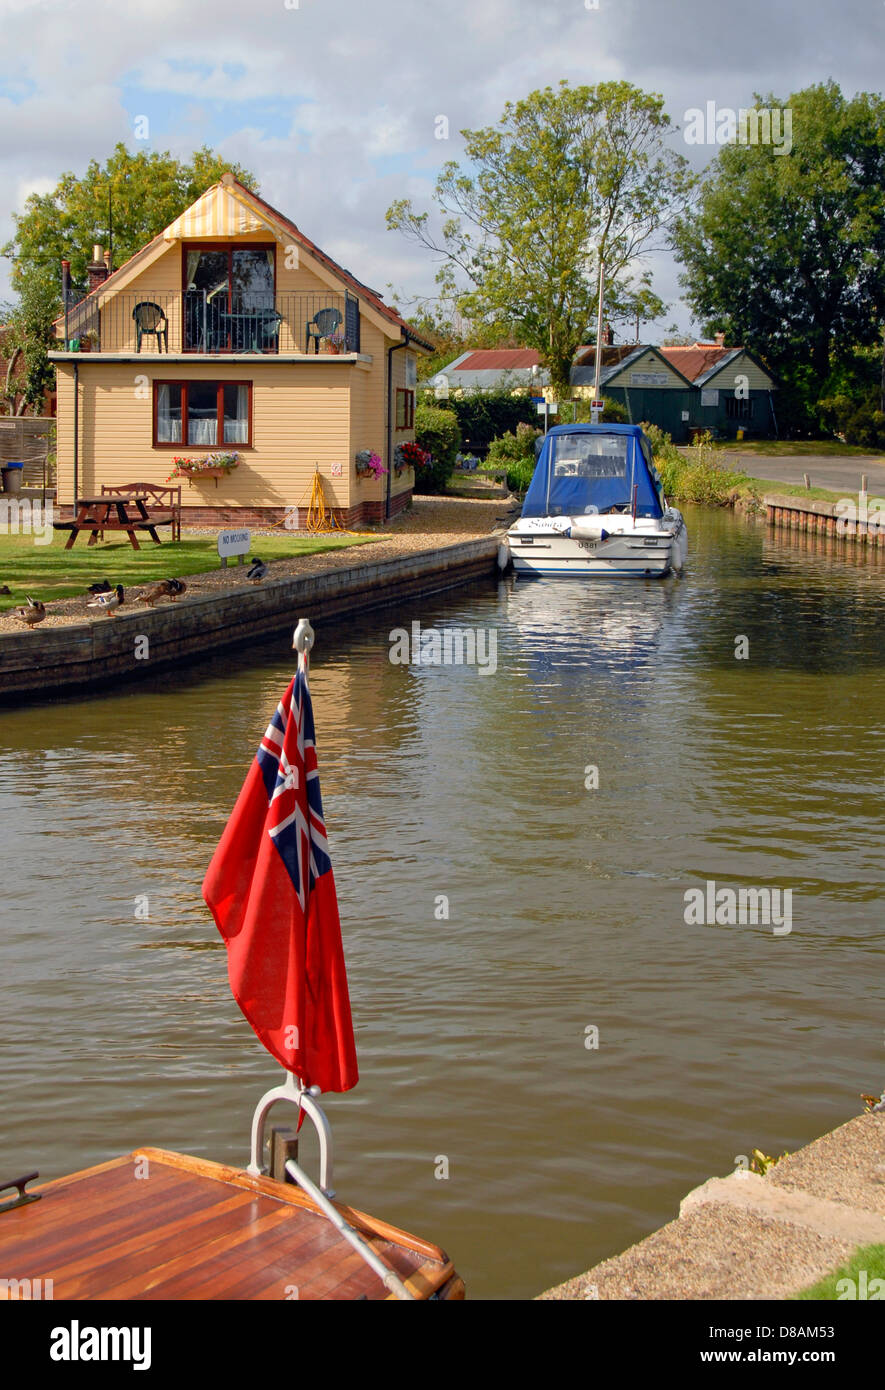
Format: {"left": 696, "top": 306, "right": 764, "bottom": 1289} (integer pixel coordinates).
{"left": 0, "top": 1149, "right": 464, "bottom": 1301}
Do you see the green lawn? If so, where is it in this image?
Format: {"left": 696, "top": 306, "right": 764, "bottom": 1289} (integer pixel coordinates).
{"left": 714, "top": 438, "right": 885, "bottom": 458}
{"left": 792, "top": 1244, "right": 885, "bottom": 1300}
{"left": 0, "top": 531, "right": 377, "bottom": 610}
{"left": 736, "top": 476, "right": 846, "bottom": 504}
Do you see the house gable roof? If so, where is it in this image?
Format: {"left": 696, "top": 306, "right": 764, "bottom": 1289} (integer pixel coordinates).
{"left": 573, "top": 344, "right": 695, "bottom": 389}
{"left": 456, "top": 349, "right": 541, "bottom": 370}
{"left": 55, "top": 175, "right": 432, "bottom": 351}
{"left": 658, "top": 344, "right": 734, "bottom": 384}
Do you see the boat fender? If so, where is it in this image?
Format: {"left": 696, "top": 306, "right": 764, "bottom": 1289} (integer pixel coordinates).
{"left": 497, "top": 539, "right": 512, "bottom": 571}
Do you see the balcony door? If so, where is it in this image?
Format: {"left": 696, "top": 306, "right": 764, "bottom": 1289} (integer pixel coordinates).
{"left": 184, "top": 246, "right": 275, "bottom": 351}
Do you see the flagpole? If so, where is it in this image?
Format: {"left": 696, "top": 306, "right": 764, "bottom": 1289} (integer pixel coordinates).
{"left": 293, "top": 617, "right": 314, "bottom": 672}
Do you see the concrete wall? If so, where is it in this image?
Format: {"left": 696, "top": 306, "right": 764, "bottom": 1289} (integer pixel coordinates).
{"left": 0, "top": 536, "right": 499, "bottom": 699}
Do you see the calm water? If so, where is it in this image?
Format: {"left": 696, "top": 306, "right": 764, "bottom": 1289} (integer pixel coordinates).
{"left": 1, "top": 508, "right": 883, "bottom": 1299}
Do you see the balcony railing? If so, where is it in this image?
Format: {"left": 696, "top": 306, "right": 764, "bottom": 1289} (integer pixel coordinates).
{"left": 58, "top": 290, "right": 361, "bottom": 356}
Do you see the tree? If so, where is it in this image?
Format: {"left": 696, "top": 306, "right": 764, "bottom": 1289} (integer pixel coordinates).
{"left": 1, "top": 269, "right": 59, "bottom": 414}
{"left": 673, "top": 82, "right": 885, "bottom": 419}
{"left": 387, "top": 81, "right": 693, "bottom": 399}
{"left": 3, "top": 143, "right": 257, "bottom": 297}
{"left": 387, "top": 288, "right": 507, "bottom": 380}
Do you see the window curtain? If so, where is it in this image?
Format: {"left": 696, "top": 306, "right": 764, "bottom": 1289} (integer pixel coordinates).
{"left": 224, "top": 385, "right": 249, "bottom": 443}
{"left": 189, "top": 415, "right": 218, "bottom": 445}
{"left": 156, "top": 385, "right": 181, "bottom": 443}
{"left": 185, "top": 252, "right": 201, "bottom": 290}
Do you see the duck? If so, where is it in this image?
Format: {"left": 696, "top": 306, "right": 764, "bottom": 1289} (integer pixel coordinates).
{"left": 14, "top": 598, "right": 46, "bottom": 628}
{"left": 86, "top": 579, "right": 112, "bottom": 595}
{"left": 247, "top": 558, "right": 268, "bottom": 584}
{"left": 87, "top": 584, "right": 124, "bottom": 616}
{"left": 137, "top": 578, "right": 187, "bottom": 607}
{"left": 0, "top": 584, "right": 11, "bottom": 596}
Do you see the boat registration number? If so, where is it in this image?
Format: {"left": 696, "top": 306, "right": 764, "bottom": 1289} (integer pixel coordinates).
{"left": 578, "top": 540, "right": 598, "bottom": 551}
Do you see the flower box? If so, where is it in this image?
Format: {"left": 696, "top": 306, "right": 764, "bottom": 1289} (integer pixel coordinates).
{"left": 354, "top": 449, "right": 387, "bottom": 481}
{"left": 166, "top": 452, "right": 241, "bottom": 487}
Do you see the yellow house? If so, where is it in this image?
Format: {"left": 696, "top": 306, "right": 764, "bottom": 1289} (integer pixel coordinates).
{"left": 50, "top": 174, "right": 432, "bottom": 525}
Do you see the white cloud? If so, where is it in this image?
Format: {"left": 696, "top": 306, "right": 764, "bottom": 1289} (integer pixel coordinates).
{"left": 0, "top": 0, "right": 881, "bottom": 335}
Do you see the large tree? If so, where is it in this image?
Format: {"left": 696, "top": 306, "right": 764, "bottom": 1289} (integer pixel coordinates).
{"left": 673, "top": 82, "right": 885, "bottom": 410}
{"left": 386, "top": 81, "right": 692, "bottom": 399}
{"left": 3, "top": 267, "right": 59, "bottom": 413}
{"left": 3, "top": 143, "right": 257, "bottom": 298}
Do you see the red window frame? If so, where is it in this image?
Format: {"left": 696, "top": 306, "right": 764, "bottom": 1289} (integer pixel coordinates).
{"left": 395, "top": 388, "right": 415, "bottom": 430}
{"left": 181, "top": 243, "right": 277, "bottom": 353}
{"left": 153, "top": 380, "right": 253, "bottom": 449}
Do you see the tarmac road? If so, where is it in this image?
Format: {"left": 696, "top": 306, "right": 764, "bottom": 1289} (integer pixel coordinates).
{"left": 720, "top": 451, "right": 885, "bottom": 495}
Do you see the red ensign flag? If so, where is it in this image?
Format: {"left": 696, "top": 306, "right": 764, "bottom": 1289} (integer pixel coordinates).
{"left": 203, "top": 671, "right": 358, "bottom": 1093}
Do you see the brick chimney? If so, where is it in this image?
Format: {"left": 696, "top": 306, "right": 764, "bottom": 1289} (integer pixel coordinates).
{"left": 602, "top": 322, "right": 614, "bottom": 346}
{"left": 714, "top": 331, "right": 726, "bottom": 346}
{"left": 87, "top": 244, "right": 110, "bottom": 293}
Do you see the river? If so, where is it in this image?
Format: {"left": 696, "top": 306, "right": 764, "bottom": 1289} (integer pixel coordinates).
{"left": 1, "top": 506, "right": 882, "bottom": 1298}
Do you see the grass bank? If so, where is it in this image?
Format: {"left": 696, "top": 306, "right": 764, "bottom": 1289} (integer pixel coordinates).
{"left": 0, "top": 532, "right": 377, "bottom": 611}
{"left": 714, "top": 438, "right": 885, "bottom": 459}
{"left": 792, "top": 1243, "right": 885, "bottom": 1300}
{"left": 651, "top": 429, "right": 849, "bottom": 507}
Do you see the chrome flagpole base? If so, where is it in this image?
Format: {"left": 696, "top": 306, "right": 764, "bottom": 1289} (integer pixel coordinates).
{"left": 247, "top": 1070, "right": 335, "bottom": 1196}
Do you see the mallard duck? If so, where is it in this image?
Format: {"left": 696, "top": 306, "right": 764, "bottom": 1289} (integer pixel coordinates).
{"left": 86, "top": 579, "right": 112, "bottom": 595}
{"left": 247, "top": 558, "right": 268, "bottom": 583}
{"left": 14, "top": 598, "right": 46, "bottom": 627}
{"left": 87, "top": 584, "right": 124, "bottom": 615}
{"left": 137, "top": 577, "right": 186, "bottom": 607}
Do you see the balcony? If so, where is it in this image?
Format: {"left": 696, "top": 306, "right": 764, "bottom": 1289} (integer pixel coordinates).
{"left": 58, "top": 290, "right": 361, "bottom": 356}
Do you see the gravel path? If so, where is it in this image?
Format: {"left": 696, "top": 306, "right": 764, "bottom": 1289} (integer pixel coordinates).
{"left": 0, "top": 494, "right": 517, "bottom": 635}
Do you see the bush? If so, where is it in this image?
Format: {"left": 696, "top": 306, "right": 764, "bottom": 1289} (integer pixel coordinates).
{"left": 571, "top": 396, "right": 630, "bottom": 425}
{"left": 422, "top": 387, "right": 540, "bottom": 456}
{"left": 414, "top": 403, "right": 462, "bottom": 493}
{"left": 818, "top": 391, "right": 885, "bottom": 449}
{"left": 487, "top": 420, "right": 542, "bottom": 492}
{"left": 643, "top": 424, "right": 748, "bottom": 506}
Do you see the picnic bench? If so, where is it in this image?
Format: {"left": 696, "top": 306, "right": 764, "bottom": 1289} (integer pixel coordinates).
{"left": 101, "top": 482, "right": 181, "bottom": 542}
{"left": 55, "top": 492, "right": 170, "bottom": 551}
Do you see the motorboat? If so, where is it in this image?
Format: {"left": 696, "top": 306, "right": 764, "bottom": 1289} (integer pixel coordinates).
{"left": 499, "top": 424, "right": 688, "bottom": 579}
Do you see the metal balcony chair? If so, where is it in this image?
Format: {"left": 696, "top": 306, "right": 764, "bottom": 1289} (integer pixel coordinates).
{"left": 132, "top": 302, "right": 169, "bottom": 352}
{"left": 258, "top": 309, "right": 283, "bottom": 352}
{"left": 305, "top": 307, "right": 342, "bottom": 353}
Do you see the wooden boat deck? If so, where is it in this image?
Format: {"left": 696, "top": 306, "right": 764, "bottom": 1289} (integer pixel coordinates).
{"left": 0, "top": 1148, "right": 463, "bottom": 1301}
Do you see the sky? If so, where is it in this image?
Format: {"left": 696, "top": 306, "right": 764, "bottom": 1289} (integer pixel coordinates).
{"left": 0, "top": 0, "right": 881, "bottom": 341}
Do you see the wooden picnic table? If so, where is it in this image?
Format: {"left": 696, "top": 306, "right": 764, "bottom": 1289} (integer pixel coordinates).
{"left": 59, "top": 492, "right": 166, "bottom": 551}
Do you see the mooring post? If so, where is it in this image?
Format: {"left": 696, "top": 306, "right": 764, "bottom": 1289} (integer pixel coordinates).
{"left": 270, "top": 1126, "right": 300, "bottom": 1183}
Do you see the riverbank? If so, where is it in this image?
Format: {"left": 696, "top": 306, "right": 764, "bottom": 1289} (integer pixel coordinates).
{"left": 540, "top": 1110, "right": 885, "bottom": 1300}
{"left": 0, "top": 495, "right": 514, "bottom": 632}
{"left": 0, "top": 496, "right": 510, "bottom": 698}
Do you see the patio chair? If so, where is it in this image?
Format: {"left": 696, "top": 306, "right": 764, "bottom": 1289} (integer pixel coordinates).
{"left": 132, "top": 302, "right": 169, "bottom": 352}
{"left": 259, "top": 310, "right": 283, "bottom": 352}
{"left": 305, "top": 307, "right": 342, "bottom": 353}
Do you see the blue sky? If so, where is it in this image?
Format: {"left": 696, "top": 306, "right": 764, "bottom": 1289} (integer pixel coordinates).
{"left": 0, "top": 0, "right": 882, "bottom": 340}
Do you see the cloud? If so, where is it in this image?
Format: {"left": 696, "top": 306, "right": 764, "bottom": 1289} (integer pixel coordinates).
{"left": 0, "top": 0, "right": 881, "bottom": 336}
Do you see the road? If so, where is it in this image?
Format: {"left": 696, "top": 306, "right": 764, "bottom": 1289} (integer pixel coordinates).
{"left": 719, "top": 451, "right": 885, "bottom": 495}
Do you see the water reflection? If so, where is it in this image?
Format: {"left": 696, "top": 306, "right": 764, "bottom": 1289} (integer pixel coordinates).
{"left": 0, "top": 505, "right": 882, "bottom": 1299}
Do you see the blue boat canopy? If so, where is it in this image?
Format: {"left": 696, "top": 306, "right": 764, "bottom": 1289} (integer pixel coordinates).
{"left": 521, "top": 424, "right": 665, "bottom": 520}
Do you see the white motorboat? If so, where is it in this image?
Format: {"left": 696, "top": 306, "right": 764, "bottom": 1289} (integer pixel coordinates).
{"left": 500, "top": 424, "right": 688, "bottom": 579}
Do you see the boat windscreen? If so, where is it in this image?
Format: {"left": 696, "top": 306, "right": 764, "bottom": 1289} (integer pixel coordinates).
{"left": 521, "top": 431, "right": 663, "bottom": 518}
